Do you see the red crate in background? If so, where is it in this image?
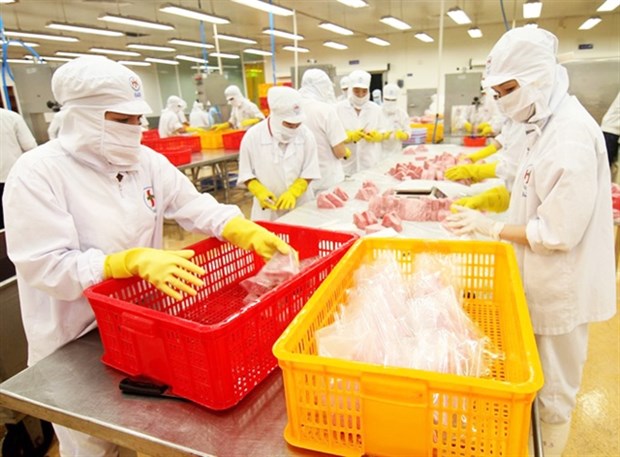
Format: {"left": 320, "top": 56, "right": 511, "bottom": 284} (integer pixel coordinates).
{"left": 141, "top": 129, "right": 159, "bottom": 141}
{"left": 142, "top": 135, "right": 201, "bottom": 153}
{"left": 222, "top": 129, "right": 246, "bottom": 150}
{"left": 83, "top": 222, "right": 358, "bottom": 410}
{"left": 159, "top": 147, "right": 192, "bottom": 166}
{"left": 463, "top": 135, "right": 487, "bottom": 147}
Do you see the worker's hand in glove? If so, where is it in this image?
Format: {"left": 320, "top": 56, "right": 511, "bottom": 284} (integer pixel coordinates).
{"left": 211, "top": 122, "right": 230, "bottom": 131}
{"left": 222, "top": 216, "right": 291, "bottom": 261}
{"left": 467, "top": 143, "right": 498, "bottom": 162}
{"left": 451, "top": 185, "right": 510, "bottom": 213}
{"left": 382, "top": 131, "right": 393, "bottom": 140}
{"left": 247, "top": 179, "right": 277, "bottom": 211}
{"left": 444, "top": 206, "right": 505, "bottom": 239}
{"left": 240, "top": 118, "right": 261, "bottom": 128}
{"left": 276, "top": 178, "right": 308, "bottom": 211}
{"left": 104, "top": 248, "right": 205, "bottom": 301}
{"left": 346, "top": 129, "right": 364, "bottom": 143}
{"left": 477, "top": 122, "right": 494, "bottom": 136}
{"left": 362, "top": 130, "right": 384, "bottom": 142}
{"left": 463, "top": 121, "right": 473, "bottom": 134}
{"left": 395, "top": 130, "right": 409, "bottom": 141}
{"left": 343, "top": 147, "right": 352, "bottom": 160}
{"left": 444, "top": 162, "right": 497, "bottom": 182}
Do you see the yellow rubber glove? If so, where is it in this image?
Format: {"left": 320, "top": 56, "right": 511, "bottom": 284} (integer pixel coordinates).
{"left": 343, "top": 147, "right": 352, "bottom": 160}
{"left": 463, "top": 121, "right": 473, "bottom": 133}
{"left": 395, "top": 130, "right": 409, "bottom": 141}
{"left": 451, "top": 186, "right": 510, "bottom": 213}
{"left": 467, "top": 143, "right": 498, "bottom": 162}
{"left": 247, "top": 179, "right": 277, "bottom": 211}
{"left": 444, "top": 161, "right": 497, "bottom": 182}
{"left": 276, "top": 178, "right": 308, "bottom": 210}
{"left": 240, "top": 118, "right": 260, "bottom": 128}
{"left": 478, "top": 122, "right": 493, "bottom": 136}
{"left": 212, "top": 122, "right": 230, "bottom": 131}
{"left": 362, "top": 130, "right": 384, "bottom": 142}
{"left": 346, "top": 129, "right": 363, "bottom": 143}
{"left": 221, "top": 216, "right": 291, "bottom": 261}
{"left": 382, "top": 131, "right": 393, "bottom": 140}
{"left": 104, "top": 248, "right": 205, "bottom": 301}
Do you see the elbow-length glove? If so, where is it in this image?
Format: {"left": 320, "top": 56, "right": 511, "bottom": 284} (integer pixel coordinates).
{"left": 247, "top": 179, "right": 277, "bottom": 211}
{"left": 212, "top": 122, "right": 230, "bottom": 131}
{"left": 222, "top": 216, "right": 291, "bottom": 261}
{"left": 276, "top": 178, "right": 308, "bottom": 210}
{"left": 451, "top": 186, "right": 510, "bottom": 213}
{"left": 467, "top": 143, "right": 498, "bottom": 162}
{"left": 445, "top": 161, "right": 497, "bottom": 182}
{"left": 240, "top": 118, "right": 261, "bottom": 128}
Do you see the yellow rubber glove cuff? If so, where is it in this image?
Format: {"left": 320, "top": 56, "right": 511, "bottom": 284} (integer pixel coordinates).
{"left": 467, "top": 143, "right": 498, "bottom": 162}
{"left": 221, "top": 216, "right": 291, "bottom": 261}
{"left": 444, "top": 161, "right": 498, "bottom": 182}
{"left": 276, "top": 178, "right": 308, "bottom": 211}
{"left": 343, "top": 147, "right": 352, "bottom": 160}
{"left": 479, "top": 125, "right": 494, "bottom": 136}
{"left": 463, "top": 121, "right": 473, "bottom": 133}
{"left": 451, "top": 186, "right": 510, "bottom": 213}
{"left": 104, "top": 248, "right": 205, "bottom": 301}
{"left": 395, "top": 130, "right": 409, "bottom": 141}
{"left": 477, "top": 122, "right": 492, "bottom": 135}
{"left": 240, "top": 118, "right": 260, "bottom": 128}
{"left": 212, "top": 122, "right": 230, "bottom": 131}
{"left": 382, "top": 131, "right": 393, "bottom": 140}
{"left": 247, "top": 179, "right": 277, "bottom": 211}
{"left": 346, "top": 129, "right": 363, "bottom": 143}
{"left": 362, "top": 130, "right": 383, "bottom": 142}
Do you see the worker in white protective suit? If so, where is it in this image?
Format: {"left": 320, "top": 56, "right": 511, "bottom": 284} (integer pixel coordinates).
{"left": 381, "top": 83, "right": 411, "bottom": 155}
{"left": 371, "top": 88, "right": 382, "bottom": 106}
{"left": 238, "top": 86, "right": 320, "bottom": 221}
{"left": 444, "top": 28, "right": 616, "bottom": 457}
{"left": 212, "top": 85, "right": 264, "bottom": 131}
{"left": 189, "top": 100, "right": 213, "bottom": 129}
{"left": 2, "top": 56, "right": 291, "bottom": 457}
{"left": 336, "top": 70, "right": 389, "bottom": 175}
{"left": 298, "top": 69, "right": 349, "bottom": 191}
{"left": 336, "top": 76, "right": 349, "bottom": 102}
{"left": 158, "top": 95, "right": 186, "bottom": 138}
{"left": 176, "top": 98, "right": 189, "bottom": 126}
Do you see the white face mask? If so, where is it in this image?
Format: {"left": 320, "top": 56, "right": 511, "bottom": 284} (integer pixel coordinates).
{"left": 102, "top": 120, "right": 142, "bottom": 166}
{"left": 496, "top": 85, "right": 537, "bottom": 123}
{"left": 228, "top": 97, "right": 242, "bottom": 108}
{"left": 270, "top": 118, "right": 299, "bottom": 144}
{"left": 350, "top": 92, "right": 369, "bottom": 109}
{"left": 383, "top": 100, "right": 398, "bottom": 114}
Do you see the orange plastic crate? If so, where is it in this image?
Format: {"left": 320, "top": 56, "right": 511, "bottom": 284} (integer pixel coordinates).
{"left": 273, "top": 238, "right": 543, "bottom": 457}
{"left": 222, "top": 129, "right": 246, "bottom": 150}
{"left": 84, "top": 222, "right": 358, "bottom": 410}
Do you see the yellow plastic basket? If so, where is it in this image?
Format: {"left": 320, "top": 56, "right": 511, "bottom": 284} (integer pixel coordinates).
{"left": 410, "top": 122, "right": 444, "bottom": 143}
{"left": 273, "top": 238, "right": 543, "bottom": 457}
{"left": 198, "top": 129, "right": 233, "bottom": 150}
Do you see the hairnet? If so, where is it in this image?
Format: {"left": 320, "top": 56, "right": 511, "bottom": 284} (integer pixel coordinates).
{"left": 339, "top": 76, "right": 350, "bottom": 90}
{"left": 224, "top": 85, "right": 243, "bottom": 99}
{"left": 52, "top": 56, "right": 152, "bottom": 115}
{"left": 267, "top": 86, "right": 305, "bottom": 123}
{"left": 349, "top": 70, "right": 371, "bottom": 89}
{"left": 383, "top": 83, "right": 400, "bottom": 101}
{"left": 299, "top": 69, "right": 336, "bottom": 103}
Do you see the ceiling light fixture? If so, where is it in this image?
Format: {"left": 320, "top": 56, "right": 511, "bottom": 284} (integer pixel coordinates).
{"left": 7, "top": 41, "right": 39, "bottom": 47}
{"left": 243, "top": 48, "right": 273, "bottom": 56}
{"left": 366, "top": 36, "right": 390, "bottom": 46}
{"left": 168, "top": 39, "right": 214, "bottom": 49}
{"left": 90, "top": 47, "right": 141, "bottom": 56}
{"left": 282, "top": 45, "right": 310, "bottom": 53}
{"left": 25, "top": 55, "right": 73, "bottom": 62}
{"left": 379, "top": 16, "right": 412, "bottom": 30}
{"left": 323, "top": 41, "right": 348, "bottom": 50}
{"left": 523, "top": 1, "right": 543, "bottom": 19}
{"left": 262, "top": 28, "right": 304, "bottom": 40}
{"left": 467, "top": 27, "right": 483, "bottom": 38}
{"left": 4, "top": 30, "right": 79, "bottom": 42}
{"left": 145, "top": 57, "right": 179, "bottom": 65}
{"left": 578, "top": 16, "right": 602, "bottom": 30}
{"left": 56, "top": 51, "right": 99, "bottom": 57}
{"left": 6, "top": 59, "right": 40, "bottom": 64}
{"left": 159, "top": 4, "right": 230, "bottom": 24}
{"left": 597, "top": 0, "right": 620, "bottom": 11}
{"left": 175, "top": 54, "right": 209, "bottom": 64}
{"left": 447, "top": 7, "right": 472, "bottom": 25}
{"left": 0, "top": 0, "right": 17, "bottom": 4}
{"left": 127, "top": 44, "right": 176, "bottom": 52}
{"left": 47, "top": 22, "right": 124, "bottom": 37}
{"left": 524, "top": 22, "right": 539, "bottom": 28}
{"left": 215, "top": 34, "right": 257, "bottom": 44}
{"left": 210, "top": 52, "right": 240, "bottom": 59}
{"left": 414, "top": 32, "right": 434, "bottom": 43}
{"left": 98, "top": 14, "right": 174, "bottom": 31}
{"left": 337, "top": 0, "right": 368, "bottom": 8}
{"left": 119, "top": 61, "right": 151, "bottom": 67}
{"left": 318, "top": 22, "right": 354, "bottom": 36}
{"left": 230, "top": 0, "right": 294, "bottom": 16}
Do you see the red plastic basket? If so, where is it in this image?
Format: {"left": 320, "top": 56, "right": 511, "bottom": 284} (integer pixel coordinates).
{"left": 84, "top": 222, "right": 358, "bottom": 410}
{"left": 463, "top": 135, "right": 487, "bottom": 147}
{"left": 141, "top": 129, "right": 159, "bottom": 141}
{"left": 159, "top": 147, "right": 192, "bottom": 166}
{"left": 142, "top": 135, "right": 202, "bottom": 153}
{"left": 222, "top": 130, "right": 246, "bottom": 150}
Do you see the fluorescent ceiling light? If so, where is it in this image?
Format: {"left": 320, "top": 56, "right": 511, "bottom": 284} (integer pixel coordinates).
{"left": 176, "top": 54, "right": 209, "bottom": 64}
{"left": 56, "top": 51, "right": 99, "bottom": 57}
{"left": 323, "top": 41, "right": 348, "bottom": 50}
{"left": 159, "top": 5, "right": 230, "bottom": 24}
{"left": 282, "top": 45, "right": 310, "bottom": 53}
{"left": 447, "top": 7, "right": 472, "bottom": 25}
{"left": 597, "top": 0, "right": 620, "bottom": 11}
{"left": 7, "top": 41, "right": 39, "bottom": 47}
{"left": 523, "top": 1, "right": 543, "bottom": 19}
{"left": 90, "top": 47, "right": 141, "bottom": 56}
{"left": 98, "top": 14, "right": 174, "bottom": 31}
{"left": 337, "top": 0, "right": 368, "bottom": 8}
{"left": 210, "top": 52, "right": 240, "bottom": 59}
{"left": 415, "top": 32, "right": 434, "bottom": 43}
{"left": 380, "top": 16, "right": 412, "bottom": 30}
{"left": 524, "top": 22, "right": 538, "bottom": 28}
{"left": 578, "top": 16, "right": 602, "bottom": 30}
{"left": 127, "top": 44, "right": 176, "bottom": 52}
{"left": 230, "top": 0, "right": 294, "bottom": 16}
{"left": 262, "top": 28, "right": 304, "bottom": 40}
{"left": 47, "top": 22, "right": 124, "bottom": 37}
{"left": 0, "top": 0, "right": 17, "bottom": 3}
{"left": 145, "top": 57, "right": 179, "bottom": 65}
{"left": 318, "top": 22, "right": 354, "bottom": 36}
{"left": 366, "top": 36, "right": 390, "bottom": 46}
{"left": 215, "top": 34, "right": 257, "bottom": 44}
{"left": 168, "top": 39, "right": 214, "bottom": 49}
{"left": 4, "top": 30, "right": 79, "bottom": 42}
{"left": 6, "top": 59, "right": 40, "bottom": 64}
{"left": 468, "top": 27, "right": 483, "bottom": 38}
{"left": 243, "top": 48, "right": 273, "bottom": 56}
{"left": 119, "top": 61, "right": 151, "bottom": 67}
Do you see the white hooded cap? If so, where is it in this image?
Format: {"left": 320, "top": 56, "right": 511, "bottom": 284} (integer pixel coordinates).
{"left": 339, "top": 76, "right": 350, "bottom": 90}
{"left": 299, "top": 68, "right": 336, "bottom": 103}
{"left": 224, "top": 85, "right": 243, "bottom": 99}
{"left": 383, "top": 83, "right": 400, "bottom": 101}
{"left": 52, "top": 56, "right": 152, "bottom": 115}
{"left": 267, "top": 86, "right": 305, "bottom": 123}
{"left": 349, "top": 70, "right": 371, "bottom": 89}
{"left": 166, "top": 95, "right": 184, "bottom": 111}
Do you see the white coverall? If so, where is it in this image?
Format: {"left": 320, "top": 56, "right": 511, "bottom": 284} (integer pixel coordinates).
{"left": 158, "top": 109, "right": 183, "bottom": 138}
{"left": 189, "top": 102, "right": 212, "bottom": 129}
{"left": 237, "top": 118, "right": 320, "bottom": 221}
{"left": 0, "top": 108, "right": 37, "bottom": 182}
{"left": 229, "top": 98, "right": 265, "bottom": 130}
{"left": 381, "top": 85, "right": 412, "bottom": 156}
{"left": 47, "top": 109, "right": 66, "bottom": 140}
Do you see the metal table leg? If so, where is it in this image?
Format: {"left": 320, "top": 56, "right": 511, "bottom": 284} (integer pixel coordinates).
{"left": 531, "top": 397, "right": 544, "bottom": 457}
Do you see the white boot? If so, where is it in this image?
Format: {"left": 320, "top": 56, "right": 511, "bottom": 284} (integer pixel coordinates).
{"left": 540, "top": 421, "right": 571, "bottom": 457}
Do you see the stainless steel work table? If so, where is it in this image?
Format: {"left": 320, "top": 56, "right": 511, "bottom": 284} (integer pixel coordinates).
{"left": 0, "top": 331, "right": 326, "bottom": 457}
{"left": 177, "top": 150, "right": 239, "bottom": 203}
